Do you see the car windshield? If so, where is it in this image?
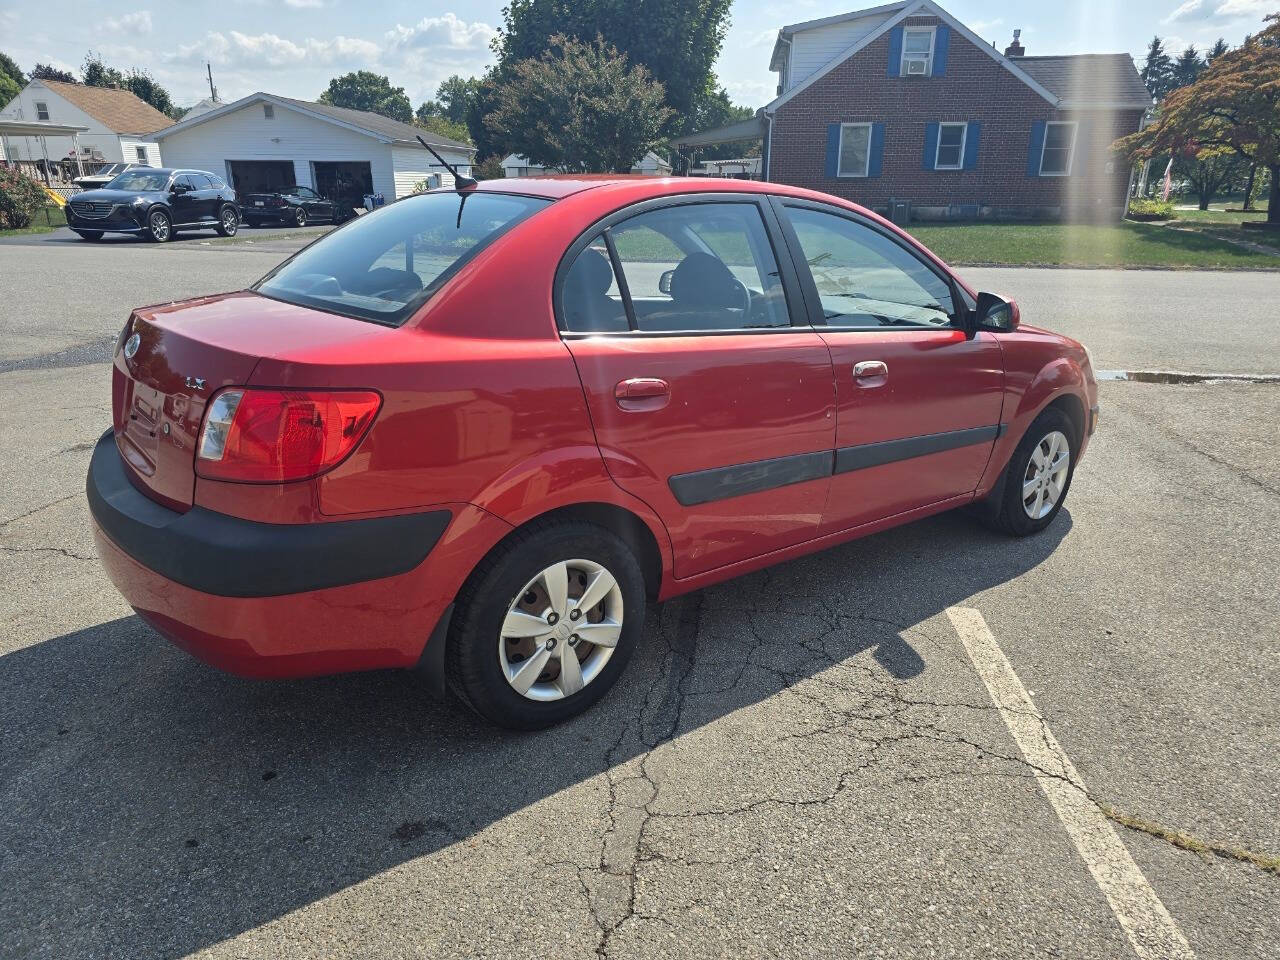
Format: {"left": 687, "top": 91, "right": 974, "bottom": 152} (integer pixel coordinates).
{"left": 107, "top": 170, "right": 171, "bottom": 191}
{"left": 254, "top": 191, "right": 552, "bottom": 326}
{"left": 96, "top": 163, "right": 126, "bottom": 176}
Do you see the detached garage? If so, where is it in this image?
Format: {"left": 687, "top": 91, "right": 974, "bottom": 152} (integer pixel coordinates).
{"left": 152, "top": 93, "right": 475, "bottom": 215}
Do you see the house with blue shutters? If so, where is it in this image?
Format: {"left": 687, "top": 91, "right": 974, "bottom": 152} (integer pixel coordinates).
{"left": 675, "top": 0, "right": 1152, "bottom": 220}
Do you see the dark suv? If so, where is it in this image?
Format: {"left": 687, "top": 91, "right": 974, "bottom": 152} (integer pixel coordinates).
{"left": 66, "top": 168, "right": 241, "bottom": 242}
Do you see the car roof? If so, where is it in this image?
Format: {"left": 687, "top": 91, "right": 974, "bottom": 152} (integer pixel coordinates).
{"left": 475, "top": 175, "right": 796, "bottom": 201}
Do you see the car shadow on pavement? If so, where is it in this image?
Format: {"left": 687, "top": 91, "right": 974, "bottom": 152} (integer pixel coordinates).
{"left": 0, "top": 508, "right": 1070, "bottom": 958}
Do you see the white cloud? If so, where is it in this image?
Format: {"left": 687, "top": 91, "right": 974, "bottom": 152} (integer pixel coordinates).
{"left": 171, "top": 30, "right": 379, "bottom": 67}
{"left": 105, "top": 10, "right": 153, "bottom": 34}
{"left": 1166, "top": 0, "right": 1270, "bottom": 22}
{"left": 385, "top": 13, "right": 496, "bottom": 53}
{"left": 283, "top": 0, "right": 325, "bottom": 7}
{"left": 970, "top": 18, "right": 1005, "bottom": 39}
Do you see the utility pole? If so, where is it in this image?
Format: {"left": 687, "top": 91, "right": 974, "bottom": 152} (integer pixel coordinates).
{"left": 206, "top": 63, "right": 217, "bottom": 102}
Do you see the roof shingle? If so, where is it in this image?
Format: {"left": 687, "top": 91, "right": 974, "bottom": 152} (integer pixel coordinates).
{"left": 273, "top": 95, "right": 473, "bottom": 151}
{"left": 1015, "top": 55, "right": 1151, "bottom": 107}
{"left": 38, "top": 79, "right": 172, "bottom": 135}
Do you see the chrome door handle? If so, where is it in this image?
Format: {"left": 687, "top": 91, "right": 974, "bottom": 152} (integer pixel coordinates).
{"left": 615, "top": 377, "right": 670, "bottom": 410}
{"left": 853, "top": 360, "right": 888, "bottom": 379}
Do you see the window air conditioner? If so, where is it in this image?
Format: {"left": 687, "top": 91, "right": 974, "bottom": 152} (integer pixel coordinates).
{"left": 905, "top": 57, "right": 929, "bottom": 75}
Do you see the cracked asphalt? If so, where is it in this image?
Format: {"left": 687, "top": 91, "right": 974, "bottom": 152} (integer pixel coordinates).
{"left": 1, "top": 238, "right": 1277, "bottom": 960}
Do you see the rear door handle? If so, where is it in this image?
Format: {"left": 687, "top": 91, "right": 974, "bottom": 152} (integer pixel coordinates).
{"left": 615, "top": 377, "right": 670, "bottom": 410}
{"left": 853, "top": 360, "right": 888, "bottom": 380}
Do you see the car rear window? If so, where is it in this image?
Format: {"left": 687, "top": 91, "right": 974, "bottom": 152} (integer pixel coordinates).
{"left": 253, "top": 191, "right": 552, "bottom": 326}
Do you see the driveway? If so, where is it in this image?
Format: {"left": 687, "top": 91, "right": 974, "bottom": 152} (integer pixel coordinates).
{"left": 1, "top": 241, "right": 1276, "bottom": 959}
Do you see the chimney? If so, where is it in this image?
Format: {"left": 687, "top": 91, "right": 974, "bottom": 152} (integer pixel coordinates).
{"left": 1005, "top": 29, "right": 1025, "bottom": 57}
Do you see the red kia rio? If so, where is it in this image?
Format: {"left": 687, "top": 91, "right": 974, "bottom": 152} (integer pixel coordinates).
{"left": 88, "top": 176, "right": 1098, "bottom": 728}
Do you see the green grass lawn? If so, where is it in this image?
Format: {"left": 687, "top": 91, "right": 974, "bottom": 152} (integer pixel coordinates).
{"left": 906, "top": 220, "right": 1279, "bottom": 270}
{"left": 0, "top": 204, "right": 66, "bottom": 237}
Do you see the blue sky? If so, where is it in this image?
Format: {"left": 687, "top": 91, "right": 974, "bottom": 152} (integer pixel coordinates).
{"left": 0, "top": 0, "right": 1271, "bottom": 111}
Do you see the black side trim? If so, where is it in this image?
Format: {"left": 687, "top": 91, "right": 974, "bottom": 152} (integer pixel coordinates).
{"left": 669, "top": 450, "right": 832, "bottom": 507}
{"left": 87, "top": 431, "right": 450, "bottom": 598}
{"left": 835, "top": 425, "right": 1003, "bottom": 475}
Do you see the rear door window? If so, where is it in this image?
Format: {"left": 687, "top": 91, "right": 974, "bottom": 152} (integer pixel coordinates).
{"left": 254, "top": 191, "right": 551, "bottom": 325}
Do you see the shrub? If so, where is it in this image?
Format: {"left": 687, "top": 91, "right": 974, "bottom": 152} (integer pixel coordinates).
{"left": 1127, "top": 198, "right": 1175, "bottom": 221}
{"left": 0, "top": 167, "right": 49, "bottom": 229}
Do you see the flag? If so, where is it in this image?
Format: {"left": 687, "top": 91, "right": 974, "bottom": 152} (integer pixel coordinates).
{"left": 1160, "top": 156, "right": 1174, "bottom": 202}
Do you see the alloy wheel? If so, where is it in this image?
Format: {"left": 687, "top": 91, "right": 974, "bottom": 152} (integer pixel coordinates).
{"left": 221, "top": 209, "right": 238, "bottom": 235}
{"left": 149, "top": 211, "right": 170, "bottom": 242}
{"left": 1022, "top": 429, "right": 1070, "bottom": 519}
{"left": 498, "top": 559, "right": 623, "bottom": 702}
{"left": 296, "top": 209, "right": 307, "bottom": 227}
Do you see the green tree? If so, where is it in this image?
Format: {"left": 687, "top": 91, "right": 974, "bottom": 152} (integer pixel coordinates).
{"left": 413, "top": 107, "right": 472, "bottom": 145}
{"left": 434, "top": 74, "right": 479, "bottom": 124}
{"left": 30, "top": 63, "right": 75, "bottom": 83}
{"left": 1139, "top": 36, "right": 1175, "bottom": 101}
{"left": 81, "top": 52, "right": 124, "bottom": 88}
{"left": 0, "top": 73, "right": 19, "bottom": 110}
{"left": 474, "top": 155, "right": 505, "bottom": 180}
{"left": 1116, "top": 15, "right": 1280, "bottom": 223}
{"left": 493, "top": 0, "right": 732, "bottom": 133}
{"left": 82, "top": 53, "right": 176, "bottom": 117}
{"left": 485, "top": 34, "right": 673, "bottom": 173}
{"left": 319, "top": 71, "right": 412, "bottom": 123}
{"left": 0, "top": 52, "right": 24, "bottom": 86}
{"left": 1173, "top": 144, "right": 1239, "bottom": 209}
{"left": 1206, "top": 38, "right": 1229, "bottom": 63}
{"left": 1171, "top": 45, "right": 1204, "bottom": 89}
{"left": 681, "top": 87, "right": 758, "bottom": 163}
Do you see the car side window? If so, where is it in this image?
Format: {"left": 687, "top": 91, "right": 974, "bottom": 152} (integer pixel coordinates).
{"left": 784, "top": 206, "right": 956, "bottom": 329}
{"left": 192, "top": 175, "right": 214, "bottom": 189}
{"left": 561, "top": 236, "right": 628, "bottom": 333}
{"left": 609, "top": 203, "right": 790, "bottom": 333}
{"left": 297, "top": 186, "right": 319, "bottom": 199}
{"left": 174, "top": 174, "right": 198, "bottom": 191}
{"left": 207, "top": 175, "right": 226, "bottom": 189}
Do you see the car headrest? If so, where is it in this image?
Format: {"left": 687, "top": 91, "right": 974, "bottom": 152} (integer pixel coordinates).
{"left": 669, "top": 253, "right": 740, "bottom": 308}
{"left": 567, "top": 248, "right": 616, "bottom": 298}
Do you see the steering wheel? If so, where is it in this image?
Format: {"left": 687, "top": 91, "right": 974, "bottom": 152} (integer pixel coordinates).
{"left": 729, "top": 277, "right": 751, "bottom": 314}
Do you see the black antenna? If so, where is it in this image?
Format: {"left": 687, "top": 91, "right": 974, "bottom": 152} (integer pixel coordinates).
{"left": 415, "top": 135, "right": 477, "bottom": 191}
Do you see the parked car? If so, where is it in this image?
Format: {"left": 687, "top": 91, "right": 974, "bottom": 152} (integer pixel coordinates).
{"left": 241, "top": 185, "right": 339, "bottom": 228}
{"left": 72, "top": 160, "right": 147, "bottom": 191}
{"left": 66, "top": 168, "right": 241, "bottom": 242}
{"left": 86, "top": 178, "right": 1098, "bottom": 729}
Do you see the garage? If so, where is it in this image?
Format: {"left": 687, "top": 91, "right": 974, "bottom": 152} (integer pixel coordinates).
{"left": 226, "top": 159, "right": 295, "bottom": 197}
{"left": 152, "top": 92, "right": 476, "bottom": 204}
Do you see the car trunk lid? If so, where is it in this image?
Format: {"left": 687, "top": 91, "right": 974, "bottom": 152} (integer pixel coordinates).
{"left": 111, "top": 291, "right": 386, "bottom": 510}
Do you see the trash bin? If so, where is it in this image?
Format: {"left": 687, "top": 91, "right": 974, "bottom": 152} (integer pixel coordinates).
{"left": 362, "top": 193, "right": 386, "bottom": 212}
{"left": 887, "top": 199, "right": 911, "bottom": 225}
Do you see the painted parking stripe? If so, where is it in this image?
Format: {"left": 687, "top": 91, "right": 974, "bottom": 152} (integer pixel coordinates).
{"left": 945, "top": 606, "right": 1195, "bottom": 960}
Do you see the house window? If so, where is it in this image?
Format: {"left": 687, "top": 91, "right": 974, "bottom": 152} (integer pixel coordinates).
{"left": 901, "top": 28, "right": 935, "bottom": 76}
{"left": 1040, "top": 122, "right": 1077, "bottom": 176}
{"left": 135, "top": 146, "right": 147, "bottom": 162}
{"left": 837, "top": 123, "right": 872, "bottom": 178}
{"left": 935, "top": 123, "right": 967, "bottom": 170}
{"left": 263, "top": 104, "right": 275, "bottom": 119}
{"left": 35, "top": 101, "right": 50, "bottom": 121}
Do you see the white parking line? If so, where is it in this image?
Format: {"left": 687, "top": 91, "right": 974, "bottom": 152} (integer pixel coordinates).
{"left": 945, "top": 606, "right": 1196, "bottom": 960}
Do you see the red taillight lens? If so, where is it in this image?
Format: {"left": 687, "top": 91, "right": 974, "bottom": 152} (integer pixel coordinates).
{"left": 196, "top": 388, "right": 381, "bottom": 483}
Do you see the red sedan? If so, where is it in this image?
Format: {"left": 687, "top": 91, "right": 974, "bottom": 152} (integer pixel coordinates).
{"left": 87, "top": 176, "right": 1098, "bottom": 729}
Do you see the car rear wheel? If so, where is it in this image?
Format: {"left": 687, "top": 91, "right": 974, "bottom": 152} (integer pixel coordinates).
{"left": 294, "top": 208, "right": 307, "bottom": 228}
{"left": 73, "top": 230, "right": 103, "bottom": 241}
{"left": 980, "top": 406, "right": 1077, "bottom": 536}
{"left": 445, "top": 519, "right": 645, "bottom": 729}
{"left": 215, "top": 206, "right": 239, "bottom": 237}
{"left": 146, "top": 209, "right": 172, "bottom": 243}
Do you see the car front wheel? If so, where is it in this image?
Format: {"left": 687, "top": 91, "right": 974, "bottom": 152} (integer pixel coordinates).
{"left": 294, "top": 208, "right": 307, "bottom": 227}
{"left": 981, "top": 406, "right": 1077, "bottom": 536}
{"left": 445, "top": 519, "right": 646, "bottom": 729}
{"left": 146, "top": 208, "right": 172, "bottom": 243}
{"left": 215, "top": 206, "right": 239, "bottom": 237}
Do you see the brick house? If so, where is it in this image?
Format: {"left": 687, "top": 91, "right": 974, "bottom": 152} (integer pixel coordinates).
{"left": 676, "top": 0, "right": 1152, "bottom": 220}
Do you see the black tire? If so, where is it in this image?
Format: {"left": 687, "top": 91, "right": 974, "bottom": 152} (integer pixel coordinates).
{"left": 446, "top": 519, "right": 646, "bottom": 730}
{"left": 980, "top": 406, "right": 1077, "bottom": 536}
{"left": 293, "top": 207, "right": 307, "bottom": 227}
{"left": 145, "top": 208, "right": 172, "bottom": 243}
{"left": 215, "top": 205, "right": 239, "bottom": 237}
{"left": 73, "top": 230, "right": 103, "bottom": 241}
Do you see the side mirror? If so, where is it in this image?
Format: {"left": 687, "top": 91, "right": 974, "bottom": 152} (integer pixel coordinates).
{"left": 658, "top": 269, "right": 674, "bottom": 295}
{"left": 973, "top": 292, "right": 1020, "bottom": 332}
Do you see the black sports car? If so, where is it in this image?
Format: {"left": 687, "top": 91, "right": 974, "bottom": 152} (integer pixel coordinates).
{"left": 241, "top": 185, "right": 340, "bottom": 227}
{"left": 65, "top": 168, "right": 241, "bottom": 243}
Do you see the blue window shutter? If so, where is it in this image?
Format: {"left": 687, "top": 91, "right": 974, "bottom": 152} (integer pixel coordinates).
{"left": 933, "top": 26, "right": 950, "bottom": 75}
{"left": 923, "top": 123, "right": 939, "bottom": 170}
{"left": 887, "top": 27, "right": 903, "bottom": 77}
{"left": 1072, "top": 121, "right": 1090, "bottom": 175}
{"left": 1027, "top": 121, "right": 1046, "bottom": 177}
{"left": 825, "top": 123, "right": 841, "bottom": 178}
{"left": 963, "top": 122, "right": 981, "bottom": 170}
{"left": 868, "top": 123, "right": 885, "bottom": 177}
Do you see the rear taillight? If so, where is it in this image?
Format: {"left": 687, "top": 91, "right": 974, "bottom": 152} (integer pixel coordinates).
{"left": 196, "top": 388, "right": 382, "bottom": 483}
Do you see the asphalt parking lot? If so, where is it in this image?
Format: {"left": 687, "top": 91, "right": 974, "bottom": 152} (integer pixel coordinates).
{"left": 1, "top": 235, "right": 1277, "bottom": 959}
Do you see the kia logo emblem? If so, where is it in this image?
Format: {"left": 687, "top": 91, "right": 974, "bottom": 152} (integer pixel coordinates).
{"left": 123, "top": 333, "right": 141, "bottom": 359}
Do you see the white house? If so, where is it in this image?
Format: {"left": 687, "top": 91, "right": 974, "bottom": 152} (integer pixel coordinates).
{"left": 0, "top": 79, "right": 168, "bottom": 167}
{"left": 501, "top": 150, "right": 673, "bottom": 177}
{"left": 152, "top": 93, "right": 476, "bottom": 203}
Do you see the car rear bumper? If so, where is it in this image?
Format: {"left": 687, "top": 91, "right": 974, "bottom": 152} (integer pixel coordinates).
{"left": 86, "top": 430, "right": 464, "bottom": 677}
